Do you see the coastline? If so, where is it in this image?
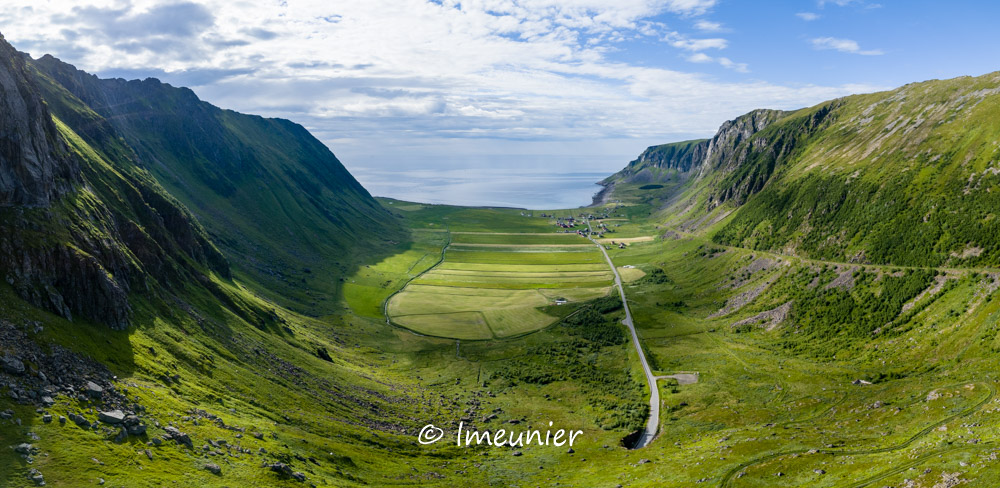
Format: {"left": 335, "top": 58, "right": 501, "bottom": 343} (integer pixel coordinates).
{"left": 590, "top": 180, "right": 615, "bottom": 207}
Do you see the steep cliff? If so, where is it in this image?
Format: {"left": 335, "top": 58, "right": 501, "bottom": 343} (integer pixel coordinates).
{"left": 704, "top": 105, "right": 833, "bottom": 207}
{"left": 0, "top": 34, "right": 230, "bottom": 328}
{"left": 600, "top": 109, "right": 788, "bottom": 204}
{"left": 31, "top": 56, "right": 403, "bottom": 314}
{"left": 605, "top": 139, "right": 709, "bottom": 185}
{"left": 608, "top": 71, "right": 1000, "bottom": 268}
{"left": 0, "top": 37, "right": 78, "bottom": 206}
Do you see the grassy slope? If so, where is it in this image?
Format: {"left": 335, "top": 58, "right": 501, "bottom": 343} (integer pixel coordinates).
{"left": 706, "top": 72, "right": 1000, "bottom": 268}
{"left": 0, "top": 114, "right": 480, "bottom": 486}
{"left": 7, "top": 54, "right": 1000, "bottom": 488}
{"left": 554, "top": 71, "right": 1000, "bottom": 486}
{"left": 30, "top": 55, "right": 405, "bottom": 316}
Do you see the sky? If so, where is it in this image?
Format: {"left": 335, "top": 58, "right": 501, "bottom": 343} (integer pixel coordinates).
{"left": 1, "top": 0, "right": 998, "bottom": 179}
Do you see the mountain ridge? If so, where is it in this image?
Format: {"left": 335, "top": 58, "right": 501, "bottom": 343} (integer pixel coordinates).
{"left": 28, "top": 53, "right": 404, "bottom": 315}
{"left": 605, "top": 70, "right": 1000, "bottom": 268}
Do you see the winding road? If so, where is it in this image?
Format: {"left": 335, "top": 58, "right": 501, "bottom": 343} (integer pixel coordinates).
{"left": 586, "top": 220, "right": 659, "bottom": 448}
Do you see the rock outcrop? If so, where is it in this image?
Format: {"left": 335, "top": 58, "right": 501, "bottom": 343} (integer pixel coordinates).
{"left": 0, "top": 34, "right": 79, "bottom": 207}
{"left": 601, "top": 109, "right": 788, "bottom": 202}
{"left": 698, "top": 109, "right": 787, "bottom": 177}
{"left": 0, "top": 32, "right": 230, "bottom": 329}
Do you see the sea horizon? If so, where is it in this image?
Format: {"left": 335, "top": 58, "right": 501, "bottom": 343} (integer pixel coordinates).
{"left": 349, "top": 167, "right": 613, "bottom": 210}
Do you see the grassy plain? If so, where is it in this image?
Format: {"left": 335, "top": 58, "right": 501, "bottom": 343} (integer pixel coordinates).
{"left": 370, "top": 198, "right": 1000, "bottom": 486}
{"left": 10, "top": 190, "right": 1000, "bottom": 488}
{"left": 387, "top": 223, "right": 614, "bottom": 339}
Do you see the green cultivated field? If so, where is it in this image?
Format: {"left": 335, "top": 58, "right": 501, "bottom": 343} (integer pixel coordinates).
{"left": 387, "top": 232, "right": 613, "bottom": 339}
{"left": 444, "top": 248, "right": 605, "bottom": 265}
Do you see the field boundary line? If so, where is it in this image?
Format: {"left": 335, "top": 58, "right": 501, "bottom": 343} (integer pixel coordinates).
{"left": 383, "top": 227, "right": 452, "bottom": 330}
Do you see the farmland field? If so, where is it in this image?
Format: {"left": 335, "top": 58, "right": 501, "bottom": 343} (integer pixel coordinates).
{"left": 386, "top": 231, "right": 613, "bottom": 339}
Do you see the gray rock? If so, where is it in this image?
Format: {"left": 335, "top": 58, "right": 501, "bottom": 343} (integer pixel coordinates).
{"left": 42, "top": 414, "right": 52, "bottom": 423}
{"left": 124, "top": 414, "right": 145, "bottom": 434}
{"left": 58, "top": 416, "right": 66, "bottom": 424}
{"left": 163, "top": 426, "right": 192, "bottom": 447}
{"left": 205, "top": 463, "right": 221, "bottom": 475}
{"left": 2, "top": 356, "right": 25, "bottom": 375}
{"left": 84, "top": 382, "right": 103, "bottom": 399}
{"left": 14, "top": 443, "right": 34, "bottom": 454}
{"left": 98, "top": 410, "right": 124, "bottom": 424}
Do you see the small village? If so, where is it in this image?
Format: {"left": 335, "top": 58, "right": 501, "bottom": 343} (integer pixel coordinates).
{"left": 535, "top": 211, "right": 630, "bottom": 249}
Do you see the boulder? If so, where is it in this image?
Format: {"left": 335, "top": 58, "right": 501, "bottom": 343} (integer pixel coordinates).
{"left": 163, "top": 426, "right": 192, "bottom": 447}
{"left": 205, "top": 463, "right": 221, "bottom": 475}
{"left": 2, "top": 356, "right": 25, "bottom": 375}
{"left": 267, "top": 462, "right": 288, "bottom": 474}
{"left": 84, "top": 381, "right": 103, "bottom": 398}
{"left": 28, "top": 468, "right": 44, "bottom": 486}
{"left": 14, "top": 443, "right": 35, "bottom": 454}
{"left": 98, "top": 410, "right": 125, "bottom": 424}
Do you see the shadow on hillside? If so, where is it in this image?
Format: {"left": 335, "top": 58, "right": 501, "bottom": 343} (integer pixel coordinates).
{"left": 0, "top": 402, "right": 35, "bottom": 484}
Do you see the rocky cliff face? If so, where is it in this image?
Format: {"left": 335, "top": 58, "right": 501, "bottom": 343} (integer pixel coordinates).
{"left": 602, "top": 109, "right": 788, "bottom": 202}
{"left": 608, "top": 139, "right": 709, "bottom": 185}
{"left": 32, "top": 54, "right": 402, "bottom": 315}
{"left": 705, "top": 104, "right": 835, "bottom": 207}
{"left": 0, "top": 36, "right": 78, "bottom": 207}
{"left": 699, "top": 109, "right": 787, "bottom": 177}
{"left": 0, "top": 34, "right": 229, "bottom": 329}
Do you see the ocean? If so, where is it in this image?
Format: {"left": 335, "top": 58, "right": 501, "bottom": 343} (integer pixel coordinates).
{"left": 348, "top": 167, "right": 611, "bottom": 210}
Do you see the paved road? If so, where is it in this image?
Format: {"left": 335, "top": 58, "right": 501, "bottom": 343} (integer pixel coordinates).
{"left": 586, "top": 221, "right": 659, "bottom": 448}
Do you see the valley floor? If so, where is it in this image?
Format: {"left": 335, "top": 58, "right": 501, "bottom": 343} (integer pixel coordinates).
{"left": 6, "top": 198, "right": 1000, "bottom": 487}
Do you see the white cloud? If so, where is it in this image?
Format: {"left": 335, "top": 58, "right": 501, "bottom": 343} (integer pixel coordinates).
{"left": 716, "top": 57, "right": 749, "bottom": 73}
{"left": 687, "top": 52, "right": 748, "bottom": 72}
{"left": 0, "top": 0, "right": 883, "bottom": 169}
{"left": 687, "top": 52, "right": 714, "bottom": 63}
{"left": 811, "top": 37, "right": 883, "bottom": 55}
{"left": 818, "top": 0, "right": 881, "bottom": 8}
{"left": 796, "top": 12, "right": 820, "bottom": 21}
{"left": 667, "top": 35, "right": 728, "bottom": 51}
{"left": 693, "top": 20, "right": 724, "bottom": 32}
{"left": 663, "top": 0, "right": 718, "bottom": 16}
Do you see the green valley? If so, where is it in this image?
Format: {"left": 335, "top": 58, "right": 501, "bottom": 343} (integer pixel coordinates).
{"left": 5, "top": 17, "right": 1000, "bottom": 488}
